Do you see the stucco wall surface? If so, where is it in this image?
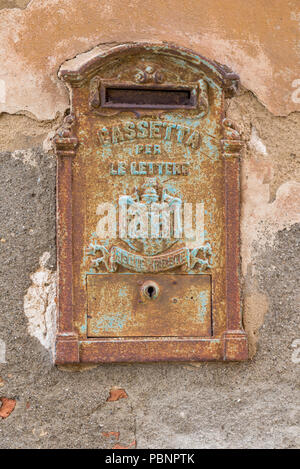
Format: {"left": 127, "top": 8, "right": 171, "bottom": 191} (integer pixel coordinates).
{"left": 0, "top": 0, "right": 299, "bottom": 449}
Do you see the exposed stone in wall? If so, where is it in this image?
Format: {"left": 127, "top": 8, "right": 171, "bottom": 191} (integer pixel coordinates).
{"left": 24, "top": 252, "right": 56, "bottom": 358}
{"left": 0, "top": 0, "right": 299, "bottom": 119}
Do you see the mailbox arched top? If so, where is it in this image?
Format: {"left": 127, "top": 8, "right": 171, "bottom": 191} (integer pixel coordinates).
{"left": 58, "top": 42, "right": 239, "bottom": 96}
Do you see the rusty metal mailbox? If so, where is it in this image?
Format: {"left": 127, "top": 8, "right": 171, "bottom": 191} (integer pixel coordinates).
{"left": 53, "top": 42, "right": 248, "bottom": 363}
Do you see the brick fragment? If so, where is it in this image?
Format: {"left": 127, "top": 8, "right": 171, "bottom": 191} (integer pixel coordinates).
{"left": 0, "top": 397, "right": 16, "bottom": 418}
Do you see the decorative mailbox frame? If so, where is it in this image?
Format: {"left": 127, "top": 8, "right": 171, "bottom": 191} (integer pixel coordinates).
{"left": 53, "top": 42, "right": 248, "bottom": 363}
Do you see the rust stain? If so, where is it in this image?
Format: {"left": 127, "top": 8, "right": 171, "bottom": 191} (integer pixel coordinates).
{"left": 0, "top": 397, "right": 16, "bottom": 419}
{"left": 106, "top": 387, "right": 128, "bottom": 402}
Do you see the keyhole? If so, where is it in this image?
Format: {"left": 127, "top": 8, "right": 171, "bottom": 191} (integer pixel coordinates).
{"left": 146, "top": 285, "right": 155, "bottom": 298}
{"left": 141, "top": 281, "right": 160, "bottom": 300}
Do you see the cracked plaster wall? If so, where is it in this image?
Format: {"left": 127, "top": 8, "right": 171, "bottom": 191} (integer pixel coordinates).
{"left": 0, "top": 0, "right": 299, "bottom": 449}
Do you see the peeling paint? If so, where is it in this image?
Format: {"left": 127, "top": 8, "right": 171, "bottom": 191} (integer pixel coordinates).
{"left": 249, "top": 126, "right": 267, "bottom": 156}
{"left": 0, "top": 1, "right": 299, "bottom": 119}
{"left": 0, "top": 112, "right": 59, "bottom": 152}
{"left": 24, "top": 251, "right": 57, "bottom": 358}
{"left": 0, "top": 1, "right": 31, "bottom": 9}
{"left": 241, "top": 176, "right": 300, "bottom": 277}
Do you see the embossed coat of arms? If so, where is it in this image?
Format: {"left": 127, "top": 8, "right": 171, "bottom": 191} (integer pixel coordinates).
{"left": 87, "top": 178, "right": 212, "bottom": 273}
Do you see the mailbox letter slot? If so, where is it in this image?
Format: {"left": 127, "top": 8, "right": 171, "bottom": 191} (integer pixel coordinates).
{"left": 102, "top": 85, "right": 196, "bottom": 109}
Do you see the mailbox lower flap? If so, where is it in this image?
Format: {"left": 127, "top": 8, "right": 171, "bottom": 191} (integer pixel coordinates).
{"left": 86, "top": 274, "right": 212, "bottom": 338}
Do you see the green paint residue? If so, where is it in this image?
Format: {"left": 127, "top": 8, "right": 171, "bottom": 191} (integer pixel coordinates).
{"left": 118, "top": 286, "right": 127, "bottom": 298}
{"left": 197, "top": 291, "right": 208, "bottom": 323}
{"left": 94, "top": 311, "right": 130, "bottom": 332}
